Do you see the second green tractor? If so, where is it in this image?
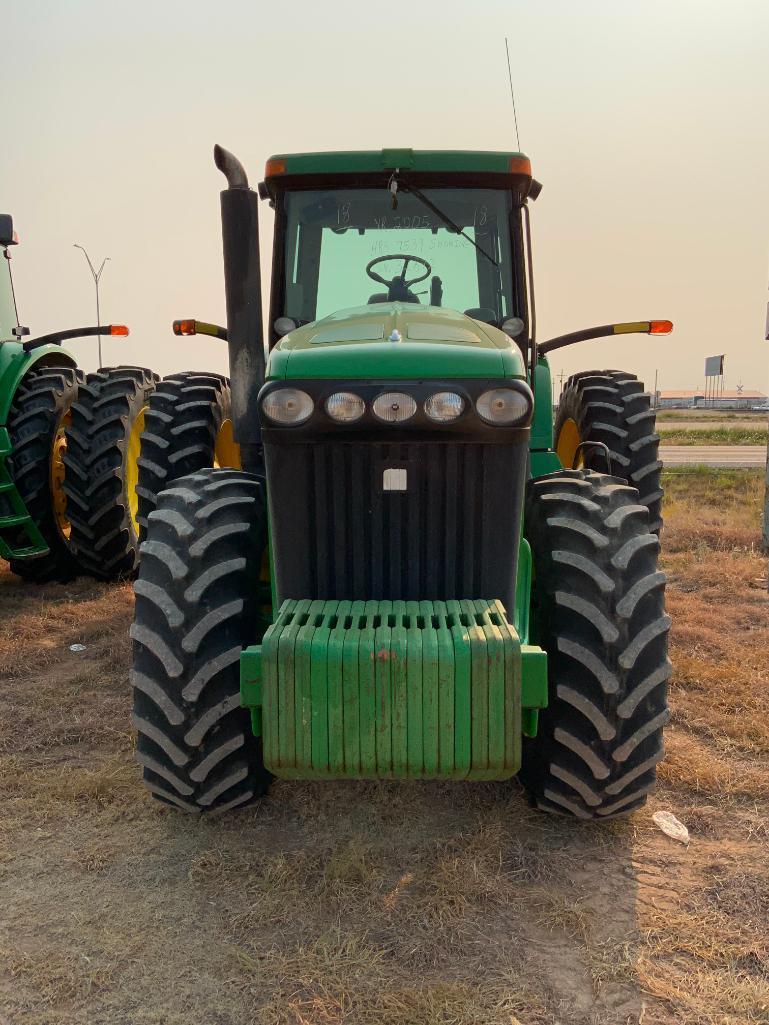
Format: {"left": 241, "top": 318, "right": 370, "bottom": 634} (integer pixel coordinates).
{"left": 131, "top": 146, "right": 672, "bottom": 820}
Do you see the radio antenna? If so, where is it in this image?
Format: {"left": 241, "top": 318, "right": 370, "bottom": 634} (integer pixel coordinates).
{"left": 505, "top": 36, "right": 522, "bottom": 151}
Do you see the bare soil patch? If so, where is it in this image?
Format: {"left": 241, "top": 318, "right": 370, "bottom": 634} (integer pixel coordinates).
{"left": 1, "top": 471, "right": 767, "bottom": 1024}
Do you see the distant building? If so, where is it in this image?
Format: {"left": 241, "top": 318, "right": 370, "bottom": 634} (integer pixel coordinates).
{"left": 657, "top": 389, "right": 767, "bottom": 409}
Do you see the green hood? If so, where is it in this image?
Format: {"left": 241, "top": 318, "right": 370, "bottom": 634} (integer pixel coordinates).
{"left": 267, "top": 304, "right": 525, "bottom": 380}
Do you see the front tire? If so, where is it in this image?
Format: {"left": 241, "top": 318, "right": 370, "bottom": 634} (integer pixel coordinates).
{"left": 131, "top": 468, "right": 271, "bottom": 813}
{"left": 521, "top": 469, "right": 671, "bottom": 819}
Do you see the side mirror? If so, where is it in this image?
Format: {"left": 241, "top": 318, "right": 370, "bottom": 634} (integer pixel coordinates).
{"left": 274, "top": 317, "right": 297, "bottom": 338}
{"left": 501, "top": 317, "right": 525, "bottom": 339}
{"left": 0, "top": 214, "right": 18, "bottom": 246}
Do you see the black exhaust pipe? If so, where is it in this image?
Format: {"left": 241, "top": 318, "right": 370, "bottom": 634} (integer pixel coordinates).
{"left": 214, "top": 144, "right": 265, "bottom": 468}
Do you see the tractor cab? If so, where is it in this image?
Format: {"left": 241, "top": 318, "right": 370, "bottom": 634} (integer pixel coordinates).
{"left": 260, "top": 150, "right": 536, "bottom": 347}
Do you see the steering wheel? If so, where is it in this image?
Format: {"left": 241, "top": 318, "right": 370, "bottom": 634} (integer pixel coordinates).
{"left": 366, "top": 254, "right": 432, "bottom": 289}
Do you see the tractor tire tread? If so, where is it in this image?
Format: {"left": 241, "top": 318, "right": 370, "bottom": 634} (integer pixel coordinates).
{"left": 521, "top": 468, "right": 670, "bottom": 819}
{"left": 131, "top": 467, "right": 270, "bottom": 812}
{"left": 555, "top": 370, "right": 664, "bottom": 533}
{"left": 136, "top": 371, "right": 234, "bottom": 541}
{"left": 5, "top": 364, "right": 83, "bottom": 582}
{"left": 63, "top": 365, "right": 158, "bottom": 579}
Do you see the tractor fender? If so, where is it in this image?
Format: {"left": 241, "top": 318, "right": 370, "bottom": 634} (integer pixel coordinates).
{"left": 0, "top": 341, "right": 77, "bottom": 426}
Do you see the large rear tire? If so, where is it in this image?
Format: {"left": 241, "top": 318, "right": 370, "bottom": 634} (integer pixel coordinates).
{"left": 521, "top": 469, "right": 671, "bottom": 819}
{"left": 136, "top": 372, "right": 238, "bottom": 543}
{"left": 131, "top": 467, "right": 271, "bottom": 813}
{"left": 5, "top": 364, "right": 83, "bottom": 582}
{"left": 63, "top": 366, "right": 158, "bottom": 579}
{"left": 555, "top": 370, "right": 663, "bottom": 533}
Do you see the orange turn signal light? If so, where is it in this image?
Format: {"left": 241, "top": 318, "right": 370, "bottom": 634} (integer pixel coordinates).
{"left": 109, "top": 324, "right": 129, "bottom": 336}
{"left": 508, "top": 155, "right": 532, "bottom": 176}
{"left": 173, "top": 319, "right": 197, "bottom": 336}
{"left": 649, "top": 320, "right": 673, "bottom": 335}
{"left": 265, "top": 158, "right": 287, "bottom": 177}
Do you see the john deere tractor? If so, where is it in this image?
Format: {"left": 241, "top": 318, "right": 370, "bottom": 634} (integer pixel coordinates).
{"left": 131, "top": 147, "right": 671, "bottom": 820}
{"left": 0, "top": 213, "right": 158, "bottom": 582}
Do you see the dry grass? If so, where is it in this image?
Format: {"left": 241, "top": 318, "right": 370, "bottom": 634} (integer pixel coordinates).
{"left": 0, "top": 469, "right": 767, "bottom": 1024}
{"left": 658, "top": 427, "right": 767, "bottom": 445}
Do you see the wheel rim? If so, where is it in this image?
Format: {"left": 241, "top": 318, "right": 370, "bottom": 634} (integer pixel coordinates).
{"left": 556, "top": 417, "right": 582, "bottom": 469}
{"left": 126, "top": 406, "right": 147, "bottom": 533}
{"left": 214, "top": 418, "right": 241, "bottom": 469}
{"left": 50, "top": 410, "right": 72, "bottom": 540}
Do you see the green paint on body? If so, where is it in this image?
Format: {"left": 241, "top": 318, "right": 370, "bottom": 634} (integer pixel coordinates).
{"left": 0, "top": 340, "right": 77, "bottom": 560}
{"left": 244, "top": 597, "right": 527, "bottom": 780}
{"left": 528, "top": 354, "right": 563, "bottom": 478}
{"left": 267, "top": 303, "right": 526, "bottom": 381}
{"left": 267, "top": 149, "right": 529, "bottom": 177}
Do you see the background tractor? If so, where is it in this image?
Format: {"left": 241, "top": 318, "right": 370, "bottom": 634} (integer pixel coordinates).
{"left": 0, "top": 213, "right": 157, "bottom": 582}
{"left": 131, "top": 147, "right": 672, "bottom": 820}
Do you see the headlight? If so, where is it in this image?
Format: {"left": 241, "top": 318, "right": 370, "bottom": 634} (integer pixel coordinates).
{"left": 424, "top": 391, "right": 464, "bottom": 422}
{"left": 476, "top": 388, "right": 530, "bottom": 425}
{"left": 325, "top": 391, "right": 365, "bottom": 422}
{"left": 261, "top": 388, "right": 314, "bottom": 424}
{"left": 372, "top": 391, "right": 417, "bottom": 423}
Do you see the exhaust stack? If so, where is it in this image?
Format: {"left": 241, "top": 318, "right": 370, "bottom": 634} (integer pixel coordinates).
{"left": 214, "top": 144, "right": 265, "bottom": 463}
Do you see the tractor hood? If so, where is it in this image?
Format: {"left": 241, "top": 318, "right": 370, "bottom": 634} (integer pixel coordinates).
{"left": 267, "top": 304, "right": 525, "bottom": 380}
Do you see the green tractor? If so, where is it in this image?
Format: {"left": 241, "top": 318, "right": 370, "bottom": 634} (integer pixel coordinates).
{"left": 131, "top": 147, "right": 671, "bottom": 819}
{"left": 0, "top": 213, "right": 157, "bottom": 582}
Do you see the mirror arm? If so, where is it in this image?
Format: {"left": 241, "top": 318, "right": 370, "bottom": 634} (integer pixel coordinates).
{"left": 539, "top": 321, "right": 673, "bottom": 355}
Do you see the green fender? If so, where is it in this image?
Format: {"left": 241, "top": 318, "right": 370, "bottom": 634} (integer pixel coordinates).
{"left": 0, "top": 341, "right": 77, "bottom": 426}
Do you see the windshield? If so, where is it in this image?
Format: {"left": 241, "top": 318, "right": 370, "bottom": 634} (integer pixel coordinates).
{"left": 280, "top": 187, "right": 516, "bottom": 327}
{"left": 0, "top": 251, "right": 18, "bottom": 342}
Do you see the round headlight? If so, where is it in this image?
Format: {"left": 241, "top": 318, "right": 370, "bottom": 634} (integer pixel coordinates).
{"left": 424, "top": 391, "right": 464, "bottom": 422}
{"left": 476, "top": 388, "right": 530, "bottom": 425}
{"left": 372, "top": 391, "right": 417, "bottom": 423}
{"left": 325, "top": 391, "right": 365, "bottom": 422}
{"left": 261, "top": 388, "right": 314, "bottom": 425}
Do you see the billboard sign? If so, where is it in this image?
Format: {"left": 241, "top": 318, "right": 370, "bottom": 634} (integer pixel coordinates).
{"left": 704, "top": 355, "right": 724, "bottom": 377}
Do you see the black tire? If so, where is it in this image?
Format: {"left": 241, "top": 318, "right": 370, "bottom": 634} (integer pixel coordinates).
{"left": 63, "top": 365, "right": 158, "bottom": 580}
{"left": 555, "top": 370, "right": 663, "bottom": 533}
{"left": 131, "top": 467, "right": 271, "bottom": 813}
{"left": 136, "top": 372, "right": 235, "bottom": 542}
{"left": 521, "top": 469, "right": 671, "bottom": 819}
{"left": 5, "top": 364, "right": 83, "bottom": 582}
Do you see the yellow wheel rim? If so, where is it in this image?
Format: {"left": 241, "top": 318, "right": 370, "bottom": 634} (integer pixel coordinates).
{"left": 51, "top": 410, "right": 72, "bottom": 540}
{"left": 126, "top": 406, "right": 147, "bottom": 534}
{"left": 556, "top": 417, "right": 583, "bottom": 469}
{"left": 214, "top": 418, "right": 241, "bottom": 469}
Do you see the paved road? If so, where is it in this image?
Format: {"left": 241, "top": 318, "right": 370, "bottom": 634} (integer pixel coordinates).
{"left": 659, "top": 420, "right": 767, "bottom": 430}
{"left": 660, "top": 445, "right": 766, "bottom": 468}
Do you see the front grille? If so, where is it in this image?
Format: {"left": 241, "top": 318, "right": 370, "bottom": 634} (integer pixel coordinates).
{"left": 264, "top": 438, "right": 527, "bottom": 612}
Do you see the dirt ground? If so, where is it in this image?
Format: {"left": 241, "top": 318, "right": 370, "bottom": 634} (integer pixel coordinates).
{"left": 1, "top": 471, "right": 768, "bottom": 1025}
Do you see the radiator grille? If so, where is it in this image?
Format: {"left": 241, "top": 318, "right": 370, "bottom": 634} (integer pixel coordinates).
{"left": 266, "top": 439, "right": 526, "bottom": 608}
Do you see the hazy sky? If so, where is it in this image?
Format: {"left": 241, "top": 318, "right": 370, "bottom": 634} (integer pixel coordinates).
{"left": 3, "top": 0, "right": 768, "bottom": 394}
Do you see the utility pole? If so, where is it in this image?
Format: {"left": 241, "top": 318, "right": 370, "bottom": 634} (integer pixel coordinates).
{"left": 763, "top": 285, "right": 769, "bottom": 567}
{"left": 653, "top": 369, "right": 659, "bottom": 409}
{"left": 73, "top": 244, "right": 109, "bottom": 367}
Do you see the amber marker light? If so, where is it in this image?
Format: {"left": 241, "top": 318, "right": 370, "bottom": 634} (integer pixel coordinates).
{"left": 265, "top": 158, "right": 287, "bottom": 177}
{"left": 173, "top": 320, "right": 197, "bottom": 336}
{"left": 649, "top": 320, "right": 673, "bottom": 335}
{"left": 508, "top": 155, "right": 532, "bottom": 176}
{"left": 109, "top": 324, "right": 129, "bottom": 336}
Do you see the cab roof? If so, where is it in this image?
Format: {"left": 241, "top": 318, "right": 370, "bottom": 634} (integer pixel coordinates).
{"left": 260, "top": 149, "right": 539, "bottom": 202}
{"left": 265, "top": 149, "right": 531, "bottom": 176}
